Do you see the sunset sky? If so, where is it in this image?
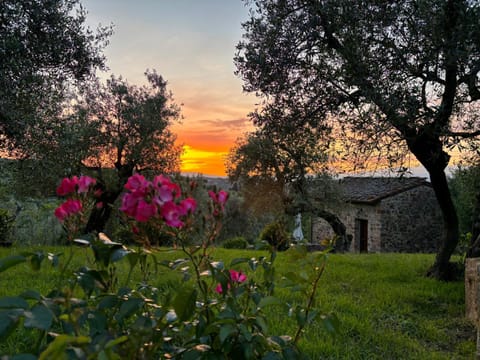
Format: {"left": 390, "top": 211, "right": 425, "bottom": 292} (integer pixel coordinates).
{"left": 83, "top": 0, "right": 256, "bottom": 176}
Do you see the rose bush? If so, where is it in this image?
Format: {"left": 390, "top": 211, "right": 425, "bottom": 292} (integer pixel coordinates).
{"left": 0, "top": 174, "right": 336, "bottom": 359}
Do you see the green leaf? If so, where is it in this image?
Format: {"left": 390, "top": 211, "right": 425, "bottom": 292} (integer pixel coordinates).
{"left": 248, "top": 258, "right": 259, "bottom": 271}
{"left": 20, "top": 290, "right": 41, "bottom": 301}
{"left": 98, "top": 295, "right": 119, "bottom": 310}
{"left": 230, "top": 257, "right": 249, "bottom": 266}
{"left": 307, "top": 309, "right": 319, "bottom": 324}
{"left": 0, "top": 296, "right": 29, "bottom": 309}
{"left": 295, "top": 308, "right": 306, "bottom": 327}
{"left": 0, "top": 255, "right": 26, "bottom": 273}
{"left": 262, "top": 351, "right": 282, "bottom": 360}
{"left": 219, "top": 323, "right": 236, "bottom": 344}
{"left": 39, "top": 335, "right": 90, "bottom": 360}
{"left": 29, "top": 252, "right": 45, "bottom": 271}
{"left": 170, "top": 258, "right": 189, "bottom": 270}
{"left": 116, "top": 297, "right": 144, "bottom": 323}
{"left": 283, "top": 272, "right": 306, "bottom": 284}
{"left": 47, "top": 253, "right": 60, "bottom": 268}
{"left": 10, "top": 354, "right": 37, "bottom": 360}
{"left": 238, "top": 323, "right": 253, "bottom": 341}
{"left": 258, "top": 296, "right": 282, "bottom": 309}
{"left": 255, "top": 315, "right": 268, "bottom": 333}
{"left": 173, "top": 286, "right": 197, "bottom": 321}
{"left": 24, "top": 304, "right": 53, "bottom": 330}
{"left": 110, "top": 248, "right": 130, "bottom": 263}
{"left": 105, "top": 335, "right": 129, "bottom": 349}
{"left": 126, "top": 252, "right": 140, "bottom": 268}
{"left": 87, "top": 310, "right": 107, "bottom": 335}
{"left": 210, "top": 261, "right": 224, "bottom": 270}
{"left": 74, "top": 238, "right": 90, "bottom": 246}
{"left": 0, "top": 311, "right": 20, "bottom": 340}
{"left": 321, "top": 313, "right": 340, "bottom": 335}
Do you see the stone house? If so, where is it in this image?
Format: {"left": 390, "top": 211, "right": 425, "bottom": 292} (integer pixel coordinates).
{"left": 312, "top": 177, "right": 444, "bottom": 253}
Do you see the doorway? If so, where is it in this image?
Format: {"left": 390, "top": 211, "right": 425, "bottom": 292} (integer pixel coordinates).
{"left": 355, "top": 219, "right": 368, "bottom": 253}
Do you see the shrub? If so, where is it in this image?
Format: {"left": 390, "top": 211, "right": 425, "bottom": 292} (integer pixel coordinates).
{"left": 223, "top": 236, "right": 249, "bottom": 249}
{"left": 0, "top": 174, "right": 333, "bottom": 358}
{"left": 259, "top": 221, "right": 290, "bottom": 251}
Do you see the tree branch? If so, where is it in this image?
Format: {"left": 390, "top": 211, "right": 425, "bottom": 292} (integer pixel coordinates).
{"left": 447, "top": 130, "right": 480, "bottom": 139}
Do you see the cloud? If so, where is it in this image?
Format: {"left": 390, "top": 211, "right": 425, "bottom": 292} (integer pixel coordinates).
{"left": 200, "top": 118, "right": 250, "bottom": 129}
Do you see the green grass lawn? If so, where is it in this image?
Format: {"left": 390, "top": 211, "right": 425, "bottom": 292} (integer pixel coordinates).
{"left": 0, "top": 247, "right": 475, "bottom": 359}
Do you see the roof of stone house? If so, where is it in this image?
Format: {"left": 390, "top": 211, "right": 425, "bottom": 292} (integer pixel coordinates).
{"left": 339, "top": 177, "right": 430, "bottom": 204}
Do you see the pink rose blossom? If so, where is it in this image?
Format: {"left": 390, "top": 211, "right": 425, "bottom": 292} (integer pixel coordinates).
{"left": 229, "top": 269, "right": 247, "bottom": 283}
{"left": 77, "top": 176, "right": 96, "bottom": 193}
{"left": 217, "top": 191, "right": 229, "bottom": 206}
{"left": 54, "top": 205, "right": 69, "bottom": 221}
{"left": 208, "top": 190, "right": 217, "bottom": 202}
{"left": 215, "top": 283, "right": 224, "bottom": 294}
{"left": 215, "top": 270, "right": 247, "bottom": 294}
{"left": 209, "top": 190, "right": 229, "bottom": 210}
{"left": 54, "top": 199, "right": 83, "bottom": 222}
{"left": 161, "top": 201, "right": 184, "bottom": 228}
{"left": 153, "top": 175, "right": 181, "bottom": 204}
{"left": 179, "top": 198, "right": 197, "bottom": 215}
{"left": 56, "top": 176, "right": 79, "bottom": 196}
{"left": 135, "top": 200, "right": 157, "bottom": 222}
{"left": 124, "top": 174, "right": 149, "bottom": 192}
{"left": 121, "top": 174, "right": 196, "bottom": 229}
{"left": 120, "top": 193, "right": 139, "bottom": 217}
{"left": 63, "top": 199, "right": 82, "bottom": 214}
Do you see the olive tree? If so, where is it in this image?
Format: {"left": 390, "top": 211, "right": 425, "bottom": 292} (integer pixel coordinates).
{"left": 0, "top": 0, "right": 111, "bottom": 150}
{"left": 235, "top": 0, "right": 480, "bottom": 279}
{"left": 24, "top": 70, "right": 182, "bottom": 233}
{"left": 226, "top": 107, "right": 349, "bottom": 250}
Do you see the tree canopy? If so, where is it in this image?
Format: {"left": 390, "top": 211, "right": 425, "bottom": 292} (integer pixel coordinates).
{"left": 235, "top": 0, "right": 480, "bottom": 279}
{"left": 80, "top": 71, "right": 182, "bottom": 233}
{"left": 0, "top": 0, "right": 111, "bottom": 148}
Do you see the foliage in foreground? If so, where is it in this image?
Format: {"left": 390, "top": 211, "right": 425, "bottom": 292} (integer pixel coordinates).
{"left": 0, "top": 174, "right": 332, "bottom": 359}
{"left": 0, "top": 249, "right": 474, "bottom": 359}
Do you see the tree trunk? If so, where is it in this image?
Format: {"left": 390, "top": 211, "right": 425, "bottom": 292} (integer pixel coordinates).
{"left": 84, "top": 162, "right": 134, "bottom": 234}
{"left": 84, "top": 189, "right": 122, "bottom": 234}
{"left": 406, "top": 132, "right": 460, "bottom": 280}
{"left": 426, "top": 167, "right": 461, "bottom": 280}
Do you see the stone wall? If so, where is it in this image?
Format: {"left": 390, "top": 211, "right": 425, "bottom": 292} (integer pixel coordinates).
{"left": 311, "top": 184, "right": 444, "bottom": 253}
{"left": 379, "top": 185, "right": 443, "bottom": 253}
{"left": 312, "top": 204, "right": 381, "bottom": 253}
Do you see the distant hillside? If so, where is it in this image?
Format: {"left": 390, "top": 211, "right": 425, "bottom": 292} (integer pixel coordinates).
{"left": 203, "top": 176, "right": 232, "bottom": 190}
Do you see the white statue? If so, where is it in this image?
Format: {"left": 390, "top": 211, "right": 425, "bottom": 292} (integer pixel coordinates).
{"left": 293, "top": 213, "right": 304, "bottom": 242}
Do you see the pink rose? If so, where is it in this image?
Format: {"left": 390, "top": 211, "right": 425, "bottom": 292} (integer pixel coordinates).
{"left": 56, "top": 176, "right": 79, "bottom": 196}
{"left": 217, "top": 191, "right": 228, "bottom": 205}
{"left": 179, "top": 198, "right": 197, "bottom": 215}
{"left": 161, "top": 201, "right": 184, "bottom": 228}
{"left": 135, "top": 200, "right": 157, "bottom": 222}
{"left": 54, "top": 199, "right": 82, "bottom": 222}
{"left": 124, "top": 174, "right": 149, "bottom": 192}
{"left": 77, "top": 176, "right": 96, "bottom": 194}
{"left": 215, "top": 270, "right": 247, "bottom": 294}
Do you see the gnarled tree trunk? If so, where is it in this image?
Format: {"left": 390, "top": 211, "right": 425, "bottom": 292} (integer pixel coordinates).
{"left": 84, "top": 162, "right": 135, "bottom": 234}
{"left": 407, "top": 133, "right": 460, "bottom": 280}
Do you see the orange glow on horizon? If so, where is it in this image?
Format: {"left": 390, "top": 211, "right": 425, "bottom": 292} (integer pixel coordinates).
{"left": 180, "top": 145, "right": 229, "bottom": 176}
